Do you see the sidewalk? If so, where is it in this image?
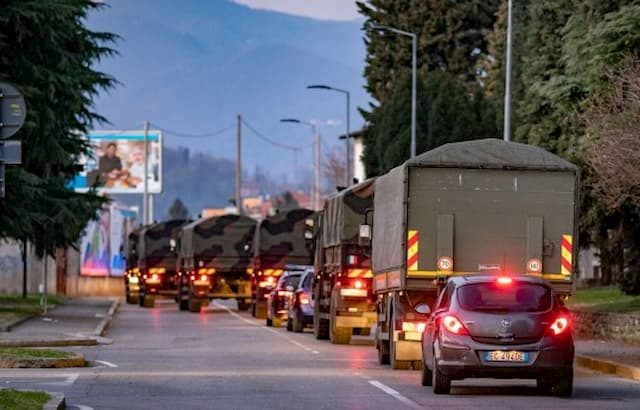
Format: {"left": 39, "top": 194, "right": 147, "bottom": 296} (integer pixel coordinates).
{"left": 0, "top": 298, "right": 118, "bottom": 347}
{"left": 576, "top": 338, "right": 640, "bottom": 381}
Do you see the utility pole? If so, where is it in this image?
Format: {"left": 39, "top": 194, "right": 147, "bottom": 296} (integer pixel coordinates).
{"left": 314, "top": 133, "right": 321, "bottom": 211}
{"left": 410, "top": 32, "right": 417, "bottom": 157}
{"left": 345, "top": 92, "right": 351, "bottom": 185}
{"left": 503, "top": 0, "right": 513, "bottom": 142}
{"left": 236, "top": 114, "right": 242, "bottom": 215}
{"left": 22, "top": 239, "right": 27, "bottom": 299}
{"left": 143, "top": 120, "right": 149, "bottom": 224}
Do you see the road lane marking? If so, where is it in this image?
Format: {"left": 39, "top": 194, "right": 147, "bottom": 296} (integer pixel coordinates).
{"left": 368, "top": 380, "right": 422, "bottom": 409}
{"left": 95, "top": 360, "right": 118, "bottom": 368}
{"left": 73, "top": 406, "right": 95, "bottom": 410}
{"left": 213, "top": 302, "right": 321, "bottom": 355}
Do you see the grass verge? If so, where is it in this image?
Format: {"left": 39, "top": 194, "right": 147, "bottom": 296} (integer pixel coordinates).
{"left": 569, "top": 287, "right": 640, "bottom": 313}
{"left": 0, "top": 294, "right": 62, "bottom": 329}
{"left": 0, "top": 389, "right": 50, "bottom": 410}
{"left": 0, "top": 348, "right": 72, "bottom": 360}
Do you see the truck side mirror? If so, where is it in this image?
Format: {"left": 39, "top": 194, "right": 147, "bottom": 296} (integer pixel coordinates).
{"left": 169, "top": 239, "right": 177, "bottom": 253}
{"left": 359, "top": 224, "right": 371, "bottom": 246}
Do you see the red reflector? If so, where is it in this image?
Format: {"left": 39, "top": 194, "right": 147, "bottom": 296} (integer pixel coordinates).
{"left": 549, "top": 317, "right": 569, "bottom": 335}
{"left": 442, "top": 315, "right": 468, "bottom": 335}
{"left": 496, "top": 277, "right": 513, "bottom": 285}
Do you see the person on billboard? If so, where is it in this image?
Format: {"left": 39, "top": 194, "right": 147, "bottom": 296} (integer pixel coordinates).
{"left": 98, "top": 142, "right": 123, "bottom": 185}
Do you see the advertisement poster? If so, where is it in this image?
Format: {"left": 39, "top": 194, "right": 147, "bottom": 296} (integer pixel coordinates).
{"left": 69, "top": 130, "right": 162, "bottom": 194}
{"left": 80, "top": 204, "right": 138, "bottom": 277}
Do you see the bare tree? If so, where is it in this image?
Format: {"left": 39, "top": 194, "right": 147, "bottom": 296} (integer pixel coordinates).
{"left": 323, "top": 147, "right": 346, "bottom": 191}
{"left": 583, "top": 56, "right": 640, "bottom": 209}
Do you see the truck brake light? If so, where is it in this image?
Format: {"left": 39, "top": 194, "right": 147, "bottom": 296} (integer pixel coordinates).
{"left": 402, "top": 322, "right": 426, "bottom": 333}
{"left": 442, "top": 315, "right": 468, "bottom": 335}
{"left": 354, "top": 280, "right": 364, "bottom": 289}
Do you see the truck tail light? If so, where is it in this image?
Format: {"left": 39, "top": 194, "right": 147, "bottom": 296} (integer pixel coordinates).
{"left": 442, "top": 315, "right": 468, "bottom": 335}
{"left": 354, "top": 280, "right": 364, "bottom": 289}
{"left": 200, "top": 274, "right": 208, "bottom": 282}
{"left": 548, "top": 316, "right": 570, "bottom": 336}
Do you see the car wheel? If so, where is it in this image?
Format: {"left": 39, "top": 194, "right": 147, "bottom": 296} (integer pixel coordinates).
{"left": 286, "top": 318, "right": 293, "bottom": 332}
{"left": 292, "top": 314, "right": 304, "bottom": 333}
{"left": 421, "top": 353, "right": 433, "bottom": 386}
{"left": 188, "top": 297, "right": 201, "bottom": 313}
{"left": 553, "top": 369, "right": 573, "bottom": 397}
{"left": 432, "top": 354, "right": 451, "bottom": 394}
{"left": 179, "top": 298, "right": 189, "bottom": 311}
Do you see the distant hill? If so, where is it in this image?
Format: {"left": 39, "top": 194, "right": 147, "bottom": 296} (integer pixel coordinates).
{"left": 88, "top": 0, "right": 369, "bottom": 182}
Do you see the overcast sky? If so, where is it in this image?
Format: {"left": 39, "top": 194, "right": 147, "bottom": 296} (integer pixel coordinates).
{"left": 232, "top": 0, "right": 361, "bottom": 21}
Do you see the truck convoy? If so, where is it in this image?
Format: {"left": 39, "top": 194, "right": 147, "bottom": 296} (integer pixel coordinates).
{"left": 363, "top": 139, "right": 578, "bottom": 370}
{"left": 250, "top": 208, "right": 315, "bottom": 319}
{"left": 313, "top": 179, "right": 377, "bottom": 344}
{"left": 136, "top": 219, "right": 189, "bottom": 308}
{"left": 176, "top": 214, "right": 257, "bottom": 313}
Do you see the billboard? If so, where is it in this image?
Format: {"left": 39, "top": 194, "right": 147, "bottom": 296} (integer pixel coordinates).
{"left": 69, "top": 130, "right": 162, "bottom": 194}
{"left": 80, "top": 204, "right": 138, "bottom": 277}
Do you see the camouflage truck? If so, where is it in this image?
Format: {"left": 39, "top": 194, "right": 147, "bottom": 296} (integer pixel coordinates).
{"left": 363, "top": 139, "right": 579, "bottom": 369}
{"left": 124, "top": 227, "right": 143, "bottom": 304}
{"left": 313, "top": 179, "right": 377, "bottom": 344}
{"left": 176, "top": 214, "right": 257, "bottom": 313}
{"left": 250, "top": 208, "right": 316, "bottom": 319}
{"left": 137, "top": 219, "right": 189, "bottom": 308}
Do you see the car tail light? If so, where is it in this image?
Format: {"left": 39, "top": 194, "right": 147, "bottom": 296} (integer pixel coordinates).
{"left": 496, "top": 276, "right": 513, "bottom": 286}
{"left": 548, "top": 316, "right": 570, "bottom": 336}
{"left": 299, "top": 293, "right": 310, "bottom": 305}
{"left": 402, "top": 322, "right": 426, "bottom": 333}
{"left": 442, "top": 315, "right": 468, "bottom": 335}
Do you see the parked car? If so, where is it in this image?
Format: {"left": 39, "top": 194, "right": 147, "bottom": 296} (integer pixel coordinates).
{"left": 266, "top": 270, "right": 303, "bottom": 327}
{"left": 287, "top": 268, "right": 314, "bottom": 333}
{"left": 421, "top": 275, "right": 574, "bottom": 396}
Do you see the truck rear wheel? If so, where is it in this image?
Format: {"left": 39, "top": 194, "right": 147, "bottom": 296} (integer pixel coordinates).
{"left": 179, "top": 299, "right": 189, "bottom": 311}
{"left": 237, "top": 300, "right": 249, "bottom": 311}
{"left": 376, "top": 326, "right": 390, "bottom": 365}
{"left": 330, "top": 322, "right": 351, "bottom": 345}
{"left": 188, "top": 297, "right": 202, "bottom": 313}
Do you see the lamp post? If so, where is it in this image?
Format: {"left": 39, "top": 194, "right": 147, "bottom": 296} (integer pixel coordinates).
{"left": 503, "top": 0, "right": 513, "bottom": 142}
{"left": 369, "top": 24, "right": 418, "bottom": 158}
{"left": 307, "top": 85, "right": 351, "bottom": 186}
{"left": 280, "top": 118, "right": 320, "bottom": 210}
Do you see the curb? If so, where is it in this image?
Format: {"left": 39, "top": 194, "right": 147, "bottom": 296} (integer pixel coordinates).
{"left": 0, "top": 352, "right": 86, "bottom": 369}
{"left": 0, "top": 313, "right": 34, "bottom": 332}
{"left": 93, "top": 298, "right": 120, "bottom": 337}
{"left": 576, "top": 355, "right": 640, "bottom": 382}
{"left": 0, "top": 338, "right": 97, "bottom": 348}
{"left": 43, "top": 391, "right": 65, "bottom": 410}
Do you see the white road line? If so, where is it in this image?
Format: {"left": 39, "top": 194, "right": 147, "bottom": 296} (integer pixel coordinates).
{"left": 42, "top": 373, "right": 79, "bottom": 387}
{"left": 368, "top": 380, "right": 423, "bottom": 409}
{"left": 214, "top": 302, "right": 320, "bottom": 356}
{"left": 95, "top": 360, "right": 118, "bottom": 368}
{"left": 74, "top": 405, "right": 95, "bottom": 410}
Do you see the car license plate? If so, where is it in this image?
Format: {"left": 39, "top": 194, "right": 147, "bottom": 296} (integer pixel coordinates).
{"left": 484, "top": 350, "right": 528, "bottom": 362}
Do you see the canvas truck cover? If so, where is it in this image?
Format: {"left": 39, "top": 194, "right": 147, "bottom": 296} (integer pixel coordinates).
{"left": 138, "top": 219, "right": 188, "bottom": 267}
{"left": 254, "top": 208, "right": 315, "bottom": 268}
{"left": 126, "top": 228, "right": 142, "bottom": 269}
{"left": 373, "top": 139, "right": 579, "bottom": 293}
{"left": 180, "top": 214, "right": 256, "bottom": 271}
{"left": 322, "top": 178, "right": 375, "bottom": 248}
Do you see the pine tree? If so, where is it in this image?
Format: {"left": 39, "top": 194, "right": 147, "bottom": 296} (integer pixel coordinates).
{"left": 167, "top": 198, "right": 190, "bottom": 220}
{"left": 0, "top": 0, "right": 117, "bottom": 256}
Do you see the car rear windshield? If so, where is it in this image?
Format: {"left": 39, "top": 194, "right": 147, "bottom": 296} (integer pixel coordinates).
{"left": 278, "top": 274, "right": 301, "bottom": 289}
{"left": 457, "top": 282, "right": 552, "bottom": 313}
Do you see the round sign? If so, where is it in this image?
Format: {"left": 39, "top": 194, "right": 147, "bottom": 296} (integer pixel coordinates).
{"left": 0, "top": 82, "right": 27, "bottom": 139}
{"left": 438, "top": 256, "right": 453, "bottom": 271}
{"left": 527, "top": 258, "right": 542, "bottom": 273}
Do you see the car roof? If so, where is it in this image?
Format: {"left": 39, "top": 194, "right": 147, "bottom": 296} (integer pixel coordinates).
{"left": 449, "top": 274, "right": 550, "bottom": 287}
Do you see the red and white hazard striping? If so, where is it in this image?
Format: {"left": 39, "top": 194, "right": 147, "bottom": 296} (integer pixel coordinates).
{"left": 561, "top": 234, "right": 573, "bottom": 276}
{"left": 407, "top": 230, "right": 419, "bottom": 271}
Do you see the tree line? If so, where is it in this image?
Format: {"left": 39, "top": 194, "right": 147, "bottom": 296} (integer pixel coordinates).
{"left": 358, "top": 0, "right": 640, "bottom": 294}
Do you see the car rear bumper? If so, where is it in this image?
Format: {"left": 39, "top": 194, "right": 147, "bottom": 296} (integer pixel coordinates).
{"left": 435, "top": 335, "right": 574, "bottom": 380}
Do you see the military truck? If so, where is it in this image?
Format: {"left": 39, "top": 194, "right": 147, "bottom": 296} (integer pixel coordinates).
{"left": 250, "top": 208, "right": 315, "bottom": 319}
{"left": 362, "top": 139, "right": 578, "bottom": 369}
{"left": 137, "top": 219, "right": 189, "bottom": 308}
{"left": 313, "top": 179, "right": 377, "bottom": 344}
{"left": 176, "top": 214, "right": 257, "bottom": 313}
{"left": 124, "top": 228, "right": 143, "bottom": 304}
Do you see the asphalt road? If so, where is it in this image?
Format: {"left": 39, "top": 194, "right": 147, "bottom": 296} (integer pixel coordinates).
{"left": 2, "top": 300, "right": 639, "bottom": 409}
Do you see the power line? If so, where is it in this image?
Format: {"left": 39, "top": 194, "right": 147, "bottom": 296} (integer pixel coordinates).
{"left": 150, "top": 123, "right": 235, "bottom": 139}
{"left": 241, "top": 118, "right": 302, "bottom": 152}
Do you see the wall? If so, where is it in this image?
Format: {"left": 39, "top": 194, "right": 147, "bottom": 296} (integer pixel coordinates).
{"left": 0, "top": 240, "right": 57, "bottom": 295}
{"left": 64, "top": 247, "right": 124, "bottom": 297}
{"left": 572, "top": 310, "right": 640, "bottom": 345}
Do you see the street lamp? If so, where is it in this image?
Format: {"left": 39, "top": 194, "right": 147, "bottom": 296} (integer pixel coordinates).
{"left": 280, "top": 118, "right": 320, "bottom": 211}
{"left": 307, "top": 84, "right": 351, "bottom": 186}
{"left": 503, "top": 0, "right": 513, "bottom": 142}
{"left": 369, "top": 23, "right": 418, "bottom": 158}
